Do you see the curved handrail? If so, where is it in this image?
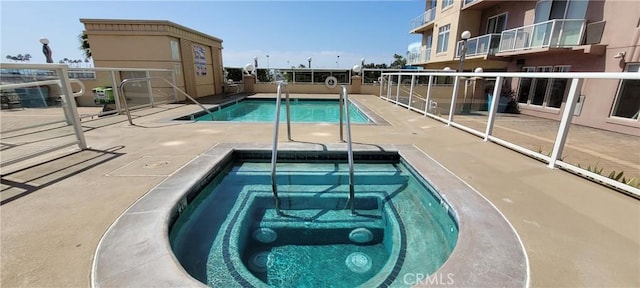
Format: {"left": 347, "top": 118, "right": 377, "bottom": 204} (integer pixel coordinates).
{"left": 271, "top": 81, "right": 290, "bottom": 215}
{"left": 69, "top": 79, "right": 85, "bottom": 97}
{"left": 341, "top": 85, "right": 356, "bottom": 215}
{"left": 118, "top": 77, "right": 214, "bottom": 125}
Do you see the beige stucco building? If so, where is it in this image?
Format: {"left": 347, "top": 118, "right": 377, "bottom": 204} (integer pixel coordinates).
{"left": 80, "top": 19, "right": 224, "bottom": 99}
{"left": 407, "top": 0, "right": 640, "bottom": 135}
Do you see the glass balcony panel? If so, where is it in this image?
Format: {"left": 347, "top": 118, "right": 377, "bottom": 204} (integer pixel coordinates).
{"left": 499, "top": 31, "right": 516, "bottom": 51}
{"left": 551, "top": 20, "right": 584, "bottom": 46}
{"left": 498, "top": 19, "right": 585, "bottom": 52}
{"left": 410, "top": 8, "right": 436, "bottom": 31}
{"left": 475, "top": 35, "right": 490, "bottom": 55}
{"left": 466, "top": 38, "right": 479, "bottom": 56}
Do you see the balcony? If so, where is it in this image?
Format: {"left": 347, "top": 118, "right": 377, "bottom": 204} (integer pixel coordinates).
{"left": 455, "top": 34, "right": 502, "bottom": 58}
{"left": 407, "top": 48, "right": 431, "bottom": 65}
{"left": 462, "top": 0, "right": 500, "bottom": 10}
{"left": 497, "top": 19, "right": 586, "bottom": 55}
{"left": 409, "top": 8, "right": 436, "bottom": 33}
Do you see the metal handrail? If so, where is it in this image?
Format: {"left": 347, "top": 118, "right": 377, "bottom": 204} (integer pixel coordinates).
{"left": 118, "top": 77, "right": 214, "bottom": 125}
{"left": 340, "top": 85, "right": 356, "bottom": 215}
{"left": 271, "top": 81, "right": 291, "bottom": 216}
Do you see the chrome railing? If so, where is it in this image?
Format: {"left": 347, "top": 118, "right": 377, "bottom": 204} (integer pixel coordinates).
{"left": 339, "top": 85, "right": 356, "bottom": 215}
{"left": 410, "top": 8, "right": 436, "bottom": 31}
{"left": 118, "top": 77, "right": 213, "bottom": 125}
{"left": 456, "top": 34, "right": 502, "bottom": 58}
{"left": 270, "top": 81, "right": 292, "bottom": 216}
{"left": 379, "top": 70, "right": 640, "bottom": 198}
{"left": 498, "top": 19, "right": 586, "bottom": 52}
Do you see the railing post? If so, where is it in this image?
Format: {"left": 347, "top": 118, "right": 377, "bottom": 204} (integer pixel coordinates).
{"left": 548, "top": 20, "right": 557, "bottom": 47}
{"left": 110, "top": 71, "right": 122, "bottom": 115}
{"left": 395, "top": 75, "right": 401, "bottom": 104}
{"left": 145, "top": 71, "right": 154, "bottom": 107}
{"left": 386, "top": 75, "right": 392, "bottom": 99}
{"left": 548, "top": 78, "right": 583, "bottom": 168}
{"left": 379, "top": 74, "right": 384, "bottom": 98}
{"left": 340, "top": 90, "right": 344, "bottom": 141}
{"left": 448, "top": 75, "right": 461, "bottom": 126}
{"left": 171, "top": 69, "right": 178, "bottom": 103}
{"left": 57, "top": 66, "right": 87, "bottom": 150}
{"left": 424, "top": 75, "right": 433, "bottom": 115}
{"left": 484, "top": 76, "right": 503, "bottom": 141}
{"left": 408, "top": 75, "right": 415, "bottom": 109}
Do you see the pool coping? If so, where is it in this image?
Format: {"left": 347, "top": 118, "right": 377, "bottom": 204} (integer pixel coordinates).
{"left": 91, "top": 142, "right": 528, "bottom": 287}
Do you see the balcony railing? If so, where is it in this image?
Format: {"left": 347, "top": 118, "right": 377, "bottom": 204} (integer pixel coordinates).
{"left": 498, "top": 19, "right": 586, "bottom": 53}
{"left": 456, "top": 34, "right": 502, "bottom": 58}
{"left": 407, "top": 48, "right": 431, "bottom": 65}
{"left": 409, "top": 8, "right": 436, "bottom": 31}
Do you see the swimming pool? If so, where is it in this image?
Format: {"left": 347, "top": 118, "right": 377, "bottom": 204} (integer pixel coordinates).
{"left": 169, "top": 158, "right": 458, "bottom": 287}
{"left": 91, "top": 143, "right": 528, "bottom": 287}
{"left": 177, "top": 99, "right": 372, "bottom": 123}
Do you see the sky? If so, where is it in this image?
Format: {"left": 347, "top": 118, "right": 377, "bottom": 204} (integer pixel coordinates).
{"left": 0, "top": 0, "right": 424, "bottom": 69}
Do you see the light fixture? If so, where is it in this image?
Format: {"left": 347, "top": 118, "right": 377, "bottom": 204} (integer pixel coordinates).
{"left": 474, "top": 67, "right": 483, "bottom": 73}
{"left": 308, "top": 57, "right": 312, "bottom": 68}
{"left": 461, "top": 31, "right": 471, "bottom": 40}
{"left": 352, "top": 64, "right": 362, "bottom": 74}
{"left": 443, "top": 67, "right": 452, "bottom": 71}
{"left": 613, "top": 52, "right": 626, "bottom": 59}
{"left": 244, "top": 63, "right": 255, "bottom": 74}
{"left": 39, "top": 37, "right": 49, "bottom": 45}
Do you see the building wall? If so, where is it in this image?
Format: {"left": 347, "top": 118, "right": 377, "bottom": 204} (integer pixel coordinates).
{"left": 80, "top": 19, "right": 224, "bottom": 101}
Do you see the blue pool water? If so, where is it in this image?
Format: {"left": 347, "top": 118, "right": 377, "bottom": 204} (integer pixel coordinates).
{"left": 192, "top": 99, "right": 371, "bottom": 123}
{"left": 169, "top": 158, "right": 458, "bottom": 287}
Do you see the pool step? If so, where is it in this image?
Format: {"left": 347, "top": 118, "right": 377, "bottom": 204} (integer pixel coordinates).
{"left": 253, "top": 208, "right": 386, "bottom": 245}
{"left": 227, "top": 173, "right": 409, "bottom": 186}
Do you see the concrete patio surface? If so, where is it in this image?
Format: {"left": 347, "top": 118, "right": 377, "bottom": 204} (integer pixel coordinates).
{"left": 1, "top": 93, "right": 638, "bottom": 287}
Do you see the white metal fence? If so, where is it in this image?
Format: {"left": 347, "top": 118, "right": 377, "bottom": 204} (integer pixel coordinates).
{"left": 1, "top": 63, "right": 87, "bottom": 167}
{"left": 380, "top": 71, "right": 640, "bottom": 198}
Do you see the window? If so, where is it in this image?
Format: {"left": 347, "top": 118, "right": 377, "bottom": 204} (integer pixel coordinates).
{"left": 437, "top": 24, "right": 450, "bottom": 53}
{"left": 442, "top": 0, "right": 453, "bottom": 10}
{"left": 170, "top": 40, "right": 180, "bottom": 61}
{"left": 611, "top": 63, "right": 640, "bottom": 119}
{"left": 517, "top": 67, "right": 535, "bottom": 103}
{"left": 518, "top": 65, "right": 570, "bottom": 108}
{"left": 547, "top": 66, "right": 571, "bottom": 108}
{"left": 487, "top": 13, "right": 508, "bottom": 34}
{"left": 535, "top": 0, "right": 587, "bottom": 23}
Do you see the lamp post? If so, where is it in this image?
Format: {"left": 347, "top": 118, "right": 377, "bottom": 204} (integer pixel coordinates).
{"left": 253, "top": 56, "right": 258, "bottom": 68}
{"left": 40, "top": 37, "right": 53, "bottom": 63}
{"left": 266, "top": 54, "right": 270, "bottom": 70}
{"left": 337, "top": 55, "right": 340, "bottom": 68}
{"left": 308, "top": 57, "right": 312, "bottom": 68}
{"left": 361, "top": 58, "right": 365, "bottom": 67}
{"left": 458, "top": 31, "right": 471, "bottom": 72}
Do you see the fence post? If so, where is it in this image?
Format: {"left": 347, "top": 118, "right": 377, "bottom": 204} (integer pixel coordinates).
{"left": 424, "top": 75, "right": 433, "bottom": 115}
{"left": 57, "top": 66, "right": 87, "bottom": 150}
{"left": 145, "top": 71, "right": 154, "bottom": 107}
{"left": 110, "top": 71, "right": 122, "bottom": 115}
{"left": 548, "top": 78, "right": 583, "bottom": 168}
{"left": 171, "top": 69, "right": 178, "bottom": 103}
{"left": 448, "top": 75, "right": 460, "bottom": 126}
{"left": 484, "top": 76, "right": 503, "bottom": 141}
{"left": 408, "top": 75, "right": 415, "bottom": 109}
{"left": 395, "top": 75, "right": 401, "bottom": 104}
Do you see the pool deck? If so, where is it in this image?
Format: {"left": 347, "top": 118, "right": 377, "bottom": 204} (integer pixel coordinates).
{"left": 1, "top": 93, "right": 639, "bottom": 287}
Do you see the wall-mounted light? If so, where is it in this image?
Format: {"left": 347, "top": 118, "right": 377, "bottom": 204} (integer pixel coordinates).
{"left": 613, "top": 52, "right": 626, "bottom": 59}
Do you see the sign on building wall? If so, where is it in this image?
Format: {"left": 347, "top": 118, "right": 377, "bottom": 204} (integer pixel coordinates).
{"left": 193, "top": 45, "right": 207, "bottom": 76}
